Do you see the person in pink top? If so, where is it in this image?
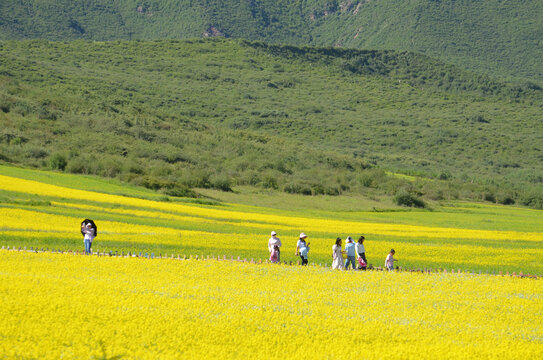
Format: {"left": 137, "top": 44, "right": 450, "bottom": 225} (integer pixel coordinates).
{"left": 268, "top": 231, "right": 281, "bottom": 262}
{"left": 385, "top": 249, "right": 397, "bottom": 271}
{"left": 81, "top": 221, "right": 96, "bottom": 255}
{"left": 270, "top": 245, "right": 280, "bottom": 263}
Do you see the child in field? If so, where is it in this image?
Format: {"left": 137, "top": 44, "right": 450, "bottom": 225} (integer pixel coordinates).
{"left": 357, "top": 255, "right": 367, "bottom": 270}
{"left": 355, "top": 236, "right": 367, "bottom": 270}
{"left": 299, "top": 241, "right": 310, "bottom": 266}
{"left": 270, "top": 245, "right": 280, "bottom": 263}
{"left": 268, "top": 231, "right": 281, "bottom": 262}
{"left": 385, "top": 249, "right": 397, "bottom": 271}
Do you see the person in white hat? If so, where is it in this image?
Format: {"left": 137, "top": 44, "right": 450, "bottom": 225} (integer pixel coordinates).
{"left": 268, "top": 231, "right": 281, "bottom": 262}
{"left": 295, "top": 232, "right": 309, "bottom": 264}
{"left": 299, "top": 242, "right": 310, "bottom": 266}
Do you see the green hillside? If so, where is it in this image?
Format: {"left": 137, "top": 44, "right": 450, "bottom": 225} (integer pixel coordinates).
{"left": 1, "top": 39, "right": 542, "bottom": 207}
{"left": 1, "top": 0, "right": 542, "bottom": 82}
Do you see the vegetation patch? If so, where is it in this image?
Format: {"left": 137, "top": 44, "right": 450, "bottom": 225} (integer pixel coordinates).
{"left": 0, "top": 39, "right": 541, "bottom": 207}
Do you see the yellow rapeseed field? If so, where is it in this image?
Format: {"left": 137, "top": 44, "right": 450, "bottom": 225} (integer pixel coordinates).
{"left": 0, "top": 250, "right": 541, "bottom": 359}
{"left": 1, "top": 173, "right": 542, "bottom": 273}
{"left": 1, "top": 174, "right": 541, "bottom": 243}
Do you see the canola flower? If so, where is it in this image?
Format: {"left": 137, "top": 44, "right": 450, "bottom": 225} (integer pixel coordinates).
{"left": 1, "top": 174, "right": 541, "bottom": 242}
{"left": 1, "top": 206, "right": 541, "bottom": 272}
{"left": 0, "top": 250, "right": 541, "bottom": 359}
{"left": 1, "top": 173, "right": 542, "bottom": 273}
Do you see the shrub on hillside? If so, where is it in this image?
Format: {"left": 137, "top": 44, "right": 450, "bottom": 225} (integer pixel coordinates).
{"left": 66, "top": 157, "right": 89, "bottom": 174}
{"left": 210, "top": 176, "right": 233, "bottom": 192}
{"left": 283, "top": 181, "right": 312, "bottom": 195}
{"left": 162, "top": 185, "right": 195, "bottom": 198}
{"left": 136, "top": 176, "right": 172, "bottom": 191}
{"left": 26, "top": 147, "right": 49, "bottom": 159}
{"left": 438, "top": 171, "right": 452, "bottom": 180}
{"left": 357, "top": 169, "right": 387, "bottom": 188}
{"left": 37, "top": 106, "right": 58, "bottom": 121}
{"left": 394, "top": 191, "right": 426, "bottom": 208}
{"left": 0, "top": 98, "right": 11, "bottom": 113}
{"left": 324, "top": 185, "right": 341, "bottom": 196}
{"left": 500, "top": 196, "right": 515, "bottom": 205}
{"left": 261, "top": 174, "right": 279, "bottom": 189}
{"left": 48, "top": 154, "right": 67, "bottom": 171}
{"left": 483, "top": 192, "right": 496, "bottom": 203}
{"left": 519, "top": 192, "right": 543, "bottom": 209}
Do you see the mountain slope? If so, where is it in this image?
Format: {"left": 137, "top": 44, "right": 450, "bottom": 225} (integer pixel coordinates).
{"left": 310, "top": 0, "right": 543, "bottom": 83}
{"left": 0, "top": 39, "right": 542, "bottom": 207}
{"left": 0, "top": 0, "right": 542, "bottom": 82}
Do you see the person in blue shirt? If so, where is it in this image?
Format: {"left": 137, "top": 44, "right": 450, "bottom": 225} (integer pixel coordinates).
{"left": 299, "top": 242, "right": 310, "bottom": 266}
{"left": 296, "top": 232, "right": 309, "bottom": 264}
{"left": 344, "top": 236, "right": 357, "bottom": 270}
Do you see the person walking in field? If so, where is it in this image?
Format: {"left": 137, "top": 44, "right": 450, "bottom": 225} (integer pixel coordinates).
{"left": 332, "top": 238, "right": 344, "bottom": 270}
{"left": 355, "top": 236, "right": 367, "bottom": 270}
{"left": 299, "top": 240, "right": 310, "bottom": 266}
{"left": 268, "top": 231, "right": 281, "bottom": 262}
{"left": 295, "top": 232, "right": 308, "bottom": 263}
{"left": 385, "top": 249, "right": 397, "bottom": 271}
{"left": 81, "top": 219, "right": 97, "bottom": 255}
{"left": 270, "top": 245, "right": 280, "bottom": 263}
{"left": 344, "top": 236, "right": 357, "bottom": 270}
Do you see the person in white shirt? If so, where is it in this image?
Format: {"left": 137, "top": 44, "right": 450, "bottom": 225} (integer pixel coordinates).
{"left": 385, "top": 249, "right": 397, "bottom": 271}
{"left": 332, "top": 238, "right": 344, "bottom": 270}
{"left": 299, "top": 242, "right": 310, "bottom": 266}
{"left": 355, "top": 235, "right": 367, "bottom": 269}
{"left": 268, "top": 231, "right": 281, "bottom": 262}
{"left": 81, "top": 222, "right": 96, "bottom": 255}
{"left": 295, "top": 232, "right": 308, "bottom": 258}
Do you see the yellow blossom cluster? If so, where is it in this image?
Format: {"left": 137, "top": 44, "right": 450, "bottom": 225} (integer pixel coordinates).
{"left": 0, "top": 251, "right": 541, "bottom": 359}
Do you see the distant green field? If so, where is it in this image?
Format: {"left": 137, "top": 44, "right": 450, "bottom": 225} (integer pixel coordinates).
{"left": 1, "top": 165, "right": 541, "bottom": 274}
